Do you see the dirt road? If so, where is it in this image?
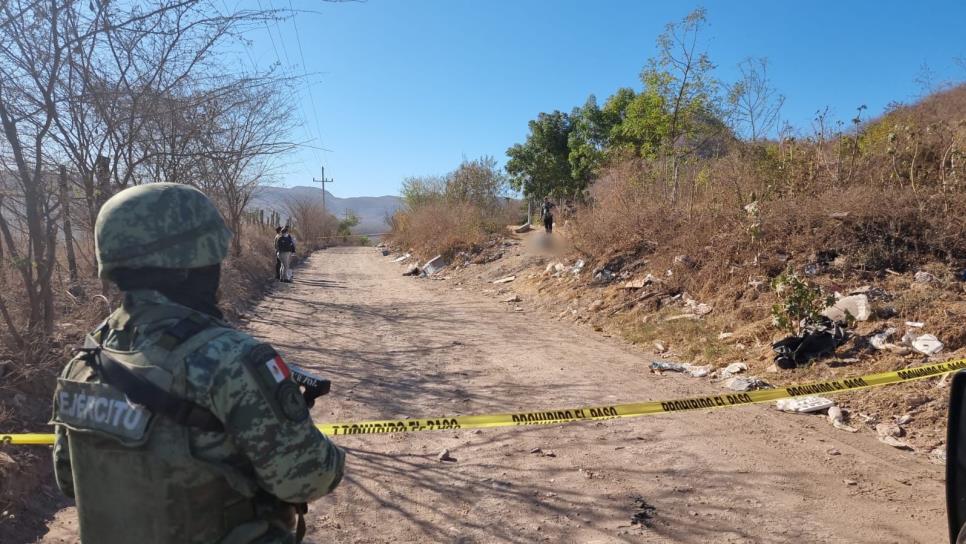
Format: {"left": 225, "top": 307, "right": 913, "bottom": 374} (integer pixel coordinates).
{"left": 38, "top": 247, "right": 947, "bottom": 543}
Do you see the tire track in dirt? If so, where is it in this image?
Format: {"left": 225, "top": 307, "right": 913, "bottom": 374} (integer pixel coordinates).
{"left": 35, "top": 247, "right": 947, "bottom": 543}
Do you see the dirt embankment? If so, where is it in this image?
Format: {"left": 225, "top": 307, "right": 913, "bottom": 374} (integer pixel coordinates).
{"left": 415, "top": 227, "right": 961, "bottom": 461}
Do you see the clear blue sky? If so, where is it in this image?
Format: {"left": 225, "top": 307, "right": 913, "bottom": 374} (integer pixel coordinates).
{"left": 240, "top": 0, "right": 966, "bottom": 197}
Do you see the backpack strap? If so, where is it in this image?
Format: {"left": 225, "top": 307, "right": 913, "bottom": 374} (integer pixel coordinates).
{"left": 80, "top": 307, "right": 226, "bottom": 433}
{"left": 85, "top": 346, "right": 224, "bottom": 433}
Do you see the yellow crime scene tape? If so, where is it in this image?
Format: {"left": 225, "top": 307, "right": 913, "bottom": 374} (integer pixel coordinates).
{"left": 3, "top": 359, "right": 965, "bottom": 446}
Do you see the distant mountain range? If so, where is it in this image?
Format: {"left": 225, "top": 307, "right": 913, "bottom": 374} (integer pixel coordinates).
{"left": 249, "top": 185, "right": 402, "bottom": 234}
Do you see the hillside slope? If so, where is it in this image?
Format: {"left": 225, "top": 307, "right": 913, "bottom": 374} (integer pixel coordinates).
{"left": 250, "top": 185, "right": 402, "bottom": 234}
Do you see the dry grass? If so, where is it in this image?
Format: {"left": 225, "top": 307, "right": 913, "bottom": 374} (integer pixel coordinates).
{"left": 389, "top": 200, "right": 520, "bottom": 259}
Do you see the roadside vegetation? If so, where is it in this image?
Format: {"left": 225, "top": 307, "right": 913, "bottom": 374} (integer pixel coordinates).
{"left": 389, "top": 156, "right": 523, "bottom": 258}
{"left": 0, "top": 2, "right": 335, "bottom": 531}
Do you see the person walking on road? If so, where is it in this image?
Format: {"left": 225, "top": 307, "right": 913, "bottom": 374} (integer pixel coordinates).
{"left": 276, "top": 226, "right": 296, "bottom": 283}
{"left": 273, "top": 226, "right": 283, "bottom": 280}
{"left": 52, "top": 183, "right": 344, "bottom": 544}
{"left": 541, "top": 196, "right": 555, "bottom": 235}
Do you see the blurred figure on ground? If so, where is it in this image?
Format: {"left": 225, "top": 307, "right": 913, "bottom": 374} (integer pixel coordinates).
{"left": 541, "top": 197, "right": 555, "bottom": 235}
{"left": 277, "top": 227, "right": 296, "bottom": 283}
{"left": 273, "top": 226, "right": 283, "bottom": 280}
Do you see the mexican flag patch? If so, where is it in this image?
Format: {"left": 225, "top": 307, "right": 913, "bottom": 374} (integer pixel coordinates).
{"left": 265, "top": 355, "right": 291, "bottom": 383}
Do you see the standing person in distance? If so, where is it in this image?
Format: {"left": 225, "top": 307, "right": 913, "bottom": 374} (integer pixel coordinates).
{"left": 541, "top": 196, "right": 556, "bottom": 235}
{"left": 51, "top": 183, "right": 344, "bottom": 544}
{"left": 273, "top": 226, "right": 283, "bottom": 280}
{"left": 277, "top": 227, "right": 296, "bottom": 283}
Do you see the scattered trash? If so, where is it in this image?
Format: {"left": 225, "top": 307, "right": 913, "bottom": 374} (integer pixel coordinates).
{"left": 875, "top": 422, "right": 903, "bottom": 438}
{"left": 931, "top": 447, "right": 947, "bottom": 464}
{"left": 844, "top": 479, "right": 858, "bottom": 486}
{"left": 905, "top": 321, "right": 925, "bottom": 328}
{"left": 529, "top": 447, "right": 543, "bottom": 454}
{"left": 392, "top": 253, "right": 412, "bottom": 263}
{"left": 437, "top": 449, "right": 457, "bottom": 462}
{"left": 381, "top": 249, "right": 390, "bottom": 256}
{"left": 571, "top": 260, "right": 585, "bottom": 275}
{"left": 493, "top": 276, "right": 516, "bottom": 284}
{"left": 869, "top": 328, "right": 895, "bottom": 349}
{"left": 914, "top": 271, "right": 938, "bottom": 284}
{"left": 422, "top": 255, "right": 448, "bottom": 276}
{"left": 822, "top": 294, "right": 871, "bottom": 322}
{"left": 650, "top": 360, "right": 686, "bottom": 373}
{"left": 622, "top": 278, "right": 649, "bottom": 289}
{"left": 683, "top": 294, "right": 713, "bottom": 316}
{"left": 775, "top": 396, "right": 834, "bottom": 413}
{"left": 878, "top": 436, "right": 914, "bottom": 451}
{"left": 717, "top": 332, "right": 735, "bottom": 340}
{"left": 630, "top": 496, "right": 657, "bottom": 528}
{"left": 686, "top": 365, "right": 712, "bottom": 378}
{"left": 773, "top": 317, "right": 848, "bottom": 369}
{"left": 723, "top": 377, "right": 771, "bottom": 392}
{"left": 594, "top": 268, "right": 616, "bottom": 282}
{"left": 719, "top": 362, "right": 747, "bottom": 379}
{"left": 653, "top": 341, "right": 667, "bottom": 353}
{"left": 827, "top": 448, "right": 842, "bottom": 456}
{"left": 910, "top": 333, "right": 943, "bottom": 355}
{"left": 402, "top": 265, "right": 420, "bottom": 276}
{"left": 649, "top": 360, "right": 710, "bottom": 378}
{"left": 827, "top": 406, "right": 858, "bottom": 432}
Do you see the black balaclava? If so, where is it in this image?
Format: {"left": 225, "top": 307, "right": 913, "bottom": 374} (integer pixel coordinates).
{"left": 110, "top": 264, "right": 223, "bottom": 319}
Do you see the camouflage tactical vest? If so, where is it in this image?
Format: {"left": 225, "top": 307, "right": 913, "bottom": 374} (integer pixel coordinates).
{"left": 51, "top": 302, "right": 271, "bottom": 544}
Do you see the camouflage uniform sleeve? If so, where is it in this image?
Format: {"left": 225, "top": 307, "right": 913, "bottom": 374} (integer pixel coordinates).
{"left": 206, "top": 334, "right": 344, "bottom": 503}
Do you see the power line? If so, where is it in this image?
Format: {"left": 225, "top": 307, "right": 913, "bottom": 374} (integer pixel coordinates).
{"left": 286, "top": 0, "right": 329, "bottom": 171}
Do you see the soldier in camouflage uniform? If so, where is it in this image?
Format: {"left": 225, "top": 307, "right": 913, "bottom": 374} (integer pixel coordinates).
{"left": 51, "top": 183, "right": 345, "bottom": 544}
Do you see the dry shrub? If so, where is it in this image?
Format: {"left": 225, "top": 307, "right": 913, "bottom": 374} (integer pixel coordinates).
{"left": 390, "top": 201, "right": 513, "bottom": 258}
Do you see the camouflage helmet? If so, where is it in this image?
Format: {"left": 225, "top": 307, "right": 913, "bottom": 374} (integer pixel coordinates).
{"left": 95, "top": 183, "right": 232, "bottom": 278}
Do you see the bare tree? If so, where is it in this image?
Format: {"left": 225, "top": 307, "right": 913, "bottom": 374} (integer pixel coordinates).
{"left": 727, "top": 57, "right": 785, "bottom": 141}
{"left": 197, "top": 77, "right": 298, "bottom": 256}
{"left": 286, "top": 196, "right": 338, "bottom": 249}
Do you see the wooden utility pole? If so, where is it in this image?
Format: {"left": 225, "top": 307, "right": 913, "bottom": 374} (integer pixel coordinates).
{"left": 312, "top": 166, "right": 335, "bottom": 216}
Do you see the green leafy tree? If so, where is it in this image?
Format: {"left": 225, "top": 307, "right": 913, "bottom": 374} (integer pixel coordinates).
{"left": 337, "top": 213, "right": 359, "bottom": 236}
{"left": 445, "top": 156, "right": 508, "bottom": 210}
{"left": 604, "top": 88, "right": 668, "bottom": 159}
{"left": 568, "top": 95, "right": 612, "bottom": 185}
{"left": 505, "top": 111, "right": 579, "bottom": 199}
{"left": 639, "top": 7, "right": 721, "bottom": 200}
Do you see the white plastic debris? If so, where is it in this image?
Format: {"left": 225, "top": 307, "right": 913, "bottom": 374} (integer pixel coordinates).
{"left": 686, "top": 365, "right": 712, "bottom": 378}
{"left": 776, "top": 396, "right": 835, "bottom": 413}
{"left": 914, "top": 271, "right": 938, "bottom": 284}
{"left": 649, "top": 360, "right": 710, "bottom": 378}
{"left": 822, "top": 294, "right": 871, "bottom": 322}
{"left": 911, "top": 334, "right": 943, "bottom": 355}
{"left": 869, "top": 328, "right": 896, "bottom": 350}
{"left": 724, "top": 377, "right": 770, "bottom": 392}
{"left": 905, "top": 321, "right": 925, "bottom": 328}
{"left": 827, "top": 406, "right": 858, "bottom": 432}
{"left": 720, "top": 362, "right": 747, "bottom": 379}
